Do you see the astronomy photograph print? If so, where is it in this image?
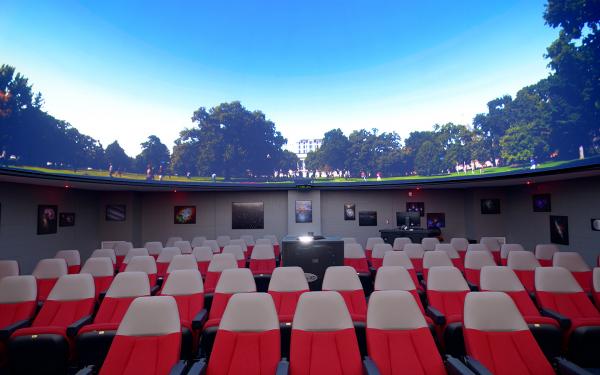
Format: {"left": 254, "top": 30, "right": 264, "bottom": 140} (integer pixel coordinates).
{"left": 174, "top": 206, "right": 197, "bottom": 224}
{"left": 232, "top": 202, "right": 264, "bottom": 229}
{"left": 295, "top": 200, "right": 313, "bottom": 223}
{"left": 344, "top": 203, "right": 356, "bottom": 220}
{"left": 37, "top": 205, "right": 58, "bottom": 235}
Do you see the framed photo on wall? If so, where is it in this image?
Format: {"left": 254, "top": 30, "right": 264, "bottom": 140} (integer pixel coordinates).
{"left": 37, "top": 205, "right": 58, "bottom": 235}
{"left": 295, "top": 200, "right": 312, "bottom": 223}
{"left": 232, "top": 202, "right": 264, "bottom": 229}
{"left": 359, "top": 211, "right": 377, "bottom": 226}
{"left": 344, "top": 203, "right": 356, "bottom": 220}
{"left": 174, "top": 206, "right": 196, "bottom": 224}
{"left": 532, "top": 194, "right": 551, "bottom": 212}
{"left": 106, "top": 205, "right": 126, "bottom": 222}
{"left": 406, "top": 202, "right": 425, "bottom": 217}
{"left": 481, "top": 199, "right": 500, "bottom": 214}
{"left": 59, "top": 212, "right": 75, "bottom": 227}
{"left": 426, "top": 212, "right": 445, "bottom": 229}
{"left": 550, "top": 215, "right": 569, "bottom": 245}
{"left": 592, "top": 218, "right": 600, "bottom": 231}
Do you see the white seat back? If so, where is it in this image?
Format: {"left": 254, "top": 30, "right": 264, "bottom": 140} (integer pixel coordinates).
{"left": 421, "top": 238, "right": 440, "bottom": 251}
{"left": 480, "top": 266, "right": 525, "bottom": 292}
{"left": 106, "top": 271, "right": 150, "bottom": 298}
{"left": 215, "top": 268, "right": 256, "bottom": 293}
{"left": 116, "top": 296, "right": 180, "bottom": 336}
{"left": 54, "top": 250, "right": 80, "bottom": 266}
{"left": 47, "top": 274, "right": 94, "bottom": 301}
{"left": 161, "top": 269, "right": 204, "bottom": 296}
{"left": 219, "top": 293, "right": 279, "bottom": 332}
{"left": 322, "top": 266, "right": 362, "bottom": 291}
{"left": 0, "top": 275, "right": 36, "bottom": 303}
{"left": 167, "top": 255, "right": 199, "bottom": 273}
{"left": 427, "top": 266, "right": 469, "bottom": 292}
{"left": 81, "top": 258, "right": 114, "bottom": 277}
{"left": 367, "top": 290, "right": 427, "bottom": 330}
{"left": 374, "top": 266, "right": 416, "bottom": 291}
{"left": 392, "top": 237, "right": 412, "bottom": 251}
{"left": 268, "top": 267, "right": 309, "bottom": 292}
{"left": 293, "top": 291, "right": 353, "bottom": 331}
{"left": 382, "top": 251, "right": 414, "bottom": 269}
{"left": 464, "top": 292, "right": 528, "bottom": 332}
{"left": 33, "top": 258, "right": 68, "bottom": 279}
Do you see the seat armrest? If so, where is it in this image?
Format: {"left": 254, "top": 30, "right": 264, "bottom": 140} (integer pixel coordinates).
{"left": 555, "top": 357, "right": 594, "bottom": 375}
{"left": 186, "top": 359, "right": 207, "bottom": 375}
{"left": 192, "top": 309, "right": 208, "bottom": 330}
{"left": 0, "top": 319, "right": 30, "bottom": 340}
{"left": 75, "top": 365, "right": 95, "bottom": 375}
{"left": 67, "top": 315, "right": 93, "bottom": 337}
{"left": 540, "top": 308, "right": 571, "bottom": 330}
{"left": 168, "top": 360, "right": 188, "bottom": 375}
{"left": 467, "top": 282, "right": 478, "bottom": 291}
{"left": 445, "top": 355, "right": 476, "bottom": 375}
{"left": 464, "top": 356, "right": 493, "bottom": 375}
{"left": 363, "top": 356, "right": 381, "bottom": 375}
{"left": 150, "top": 284, "right": 161, "bottom": 295}
{"left": 276, "top": 359, "right": 289, "bottom": 375}
{"left": 426, "top": 305, "right": 446, "bottom": 325}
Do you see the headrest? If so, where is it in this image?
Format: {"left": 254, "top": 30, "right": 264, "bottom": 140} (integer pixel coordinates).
{"left": 219, "top": 293, "right": 279, "bottom": 332}
{"left": 264, "top": 235, "right": 279, "bottom": 245}
{"left": 250, "top": 245, "right": 275, "bottom": 260}
{"left": 465, "top": 251, "right": 496, "bottom": 269}
{"left": 367, "top": 291, "right": 427, "bottom": 330}
{"left": 33, "top": 258, "right": 68, "bottom": 279}
{"left": 106, "top": 271, "right": 150, "bottom": 298}
{"left": 342, "top": 237, "right": 357, "bottom": 244}
{"left": 0, "top": 275, "right": 36, "bottom": 303}
{"left": 125, "top": 256, "right": 157, "bottom": 274}
{"left": 467, "top": 243, "right": 489, "bottom": 252}
{"left": 403, "top": 244, "right": 424, "bottom": 258}
{"left": 215, "top": 268, "right": 256, "bottom": 293}
{"left": 167, "top": 255, "right": 199, "bottom": 273}
{"left": 54, "top": 250, "right": 80, "bottom": 266}
{"left": 229, "top": 239, "right": 247, "bottom": 251}
{"left": 464, "top": 292, "right": 528, "bottom": 332}
{"left": 500, "top": 244, "right": 525, "bottom": 258}
{"left": 374, "top": 266, "right": 416, "bottom": 291}
{"left": 435, "top": 244, "right": 459, "bottom": 259}
{"left": 207, "top": 253, "right": 238, "bottom": 272}
{"left": 216, "top": 235, "right": 231, "bottom": 247}
{"left": 535, "top": 267, "right": 582, "bottom": 293}
{"left": 372, "top": 243, "right": 393, "bottom": 259}
{"left": 157, "top": 247, "right": 182, "bottom": 262}
{"left": 241, "top": 235, "right": 255, "bottom": 245}
{"left": 114, "top": 241, "right": 133, "bottom": 256}
{"left": 222, "top": 245, "right": 244, "bottom": 260}
{"left": 48, "top": 273, "right": 95, "bottom": 301}
{"left": 450, "top": 238, "right": 469, "bottom": 251}
{"left": 161, "top": 269, "right": 204, "bottom": 295}
{"left": 292, "top": 291, "right": 353, "bottom": 331}
{"left": 255, "top": 238, "right": 273, "bottom": 246}
{"left": 174, "top": 241, "right": 193, "bottom": 254}
{"left": 124, "top": 248, "right": 149, "bottom": 264}
{"left": 344, "top": 243, "right": 366, "bottom": 259}
{"left": 191, "top": 236, "right": 207, "bottom": 247}
{"left": 192, "top": 246, "right": 214, "bottom": 262}
{"left": 535, "top": 244, "right": 559, "bottom": 260}
{"left": 203, "top": 240, "right": 220, "bottom": 253}
{"left": 366, "top": 237, "right": 384, "bottom": 249}
{"left": 81, "top": 258, "right": 114, "bottom": 277}
{"left": 166, "top": 237, "right": 183, "bottom": 247}
{"left": 382, "top": 251, "right": 413, "bottom": 269}
{"left": 593, "top": 268, "right": 600, "bottom": 292}
{"left": 268, "top": 267, "right": 309, "bottom": 292}
{"left": 90, "top": 249, "right": 117, "bottom": 264}
{"left": 421, "top": 237, "right": 440, "bottom": 251}
{"left": 507, "top": 251, "right": 540, "bottom": 270}
{"left": 117, "top": 296, "right": 180, "bottom": 336}
{"left": 0, "top": 260, "right": 19, "bottom": 279}
{"left": 479, "top": 266, "right": 524, "bottom": 292}
{"left": 423, "top": 251, "right": 453, "bottom": 268}
{"left": 553, "top": 252, "right": 590, "bottom": 272}
{"left": 480, "top": 237, "right": 501, "bottom": 251}
{"left": 392, "top": 237, "right": 412, "bottom": 251}
{"left": 144, "top": 242, "right": 164, "bottom": 256}
{"left": 427, "top": 266, "right": 469, "bottom": 291}
{"left": 322, "top": 266, "right": 363, "bottom": 291}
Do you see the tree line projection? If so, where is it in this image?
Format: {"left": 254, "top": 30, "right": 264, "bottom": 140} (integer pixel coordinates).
{"left": 0, "top": 0, "right": 598, "bottom": 179}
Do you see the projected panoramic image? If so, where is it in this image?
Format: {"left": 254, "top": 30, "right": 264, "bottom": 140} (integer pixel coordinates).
{"left": 1, "top": 1, "right": 598, "bottom": 188}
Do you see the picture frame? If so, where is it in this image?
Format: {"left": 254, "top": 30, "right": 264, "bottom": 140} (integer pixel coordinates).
{"left": 232, "top": 202, "right": 264, "bottom": 229}
{"left": 591, "top": 218, "right": 600, "bottom": 231}
{"left": 359, "top": 211, "right": 377, "bottom": 226}
{"left": 174, "top": 206, "right": 197, "bottom": 224}
{"left": 295, "top": 200, "right": 312, "bottom": 223}
{"left": 481, "top": 199, "right": 501, "bottom": 214}
{"left": 532, "top": 194, "right": 551, "bottom": 212}
{"left": 406, "top": 202, "right": 425, "bottom": 217}
{"left": 344, "top": 203, "right": 356, "bottom": 221}
{"left": 550, "top": 215, "right": 569, "bottom": 245}
{"left": 106, "top": 205, "right": 126, "bottom": 222}
{"left": 37, "top": 205, "right": 58, "bottom": 235}
{"left": 59, "top": 212, "right": 75, "bottom": 227}
{"left": 426, "top": 212, "right": 445, "bottom": 229}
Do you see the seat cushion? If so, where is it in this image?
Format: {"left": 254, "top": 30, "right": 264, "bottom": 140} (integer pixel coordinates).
{"left": 571, "top": 271, "right": 592, "bottom": 293}
{"left": 31, "top": 299, "right": 95, "bottom": 328}
{"left": 501, "top": 291, "right": 559, "bottom": 328}
{"left": 512, "top": 270, "right": 535, "bottom": 293}
{"left": 0, "top": 301, "right": 36, "bottom": 328}
{"left": 197, "top": 261, "right": 210, "bottom": 277}
{"left": 249, "top": 259, "right": 276, "bottom": 275}
{"left": 336, "top": 290, "right": 367, "bottom": 322}
{"left": 269, "top": 290, "right": 306, "bottom": 323}
{"left": 93, "top": 297, "right": 136, "bottom": 326}
{"left": 170, "top": 294, "right": 204, "bottom": 330}
{"left": 204, "top": 272, "right": 222, "bottom": 294}
{"left": 205, "top": 293, "right": 233, "bottom": 328}
{"left": 465, "top": 269, "right": 481, "bottom": 288}
{"left": 93, "top": 276, "right": 115, "bottom": 300}
{"left": 36, "top": 278, "right": 58, "bottom": 302}
{"left": 344, "top": 258, "right": 370, "bottom": 274}
{"left": 427, "top": 290, "right": 468, "bottom": 324}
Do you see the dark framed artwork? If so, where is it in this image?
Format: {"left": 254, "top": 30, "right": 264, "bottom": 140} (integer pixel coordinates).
{"left": 344, "top": 203, "right": 356, "bottom": 221}
{"left": 359, "top": 211, "right": 377, "bottom": 226}
{"left": 532, "top": 194, "right": 551, "bottom": 212}
{"left": 232, "top": 202, "right": 264, "bottom": 229}
{"left": 481, "top": 199, "right": 501, "bottom": 214}
{"left": 37, "top": 205, "right": 58, "bottom": 235}
{"left": 106, "top": 205, "right": 126, "bottom": 222}
{"left": 591, "top": 218, "right": 600, "bottom": 231}
{"left": 550, "top": 215, "right": 569, "bottom": 245}
{"left": 426, "top": 212, "right": 445, "bottom": 229}
{"left": 59, "top": 212, "right": 75, "bottom": 227}
{"left": 406, "top": 202, "right": 425, "bottom": 217}
{"left": 295, "top": 200, "right": 312, "bottom": 223}
{"left": 174, "top": 206, "right": 196, "bottom": 224}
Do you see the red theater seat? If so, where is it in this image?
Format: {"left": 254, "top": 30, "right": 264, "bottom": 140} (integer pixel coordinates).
{"left": 290, "top": 291, "right": 363, "bottom": 375}
{"left": 80, "top": 257, "right": 114, "bottom": 300}
{"left": 204, "top": 253, "right": 238, "bottom": 294}
{"left": 322, "top": 266, "right": 367, "bottom": 322}
{"left": 435, "top": 244, "right": 464, "bottom": 272}
{"left": 173, "top": 240, "right": 193, "bottom": 254}
{"left": 593, "top": 268, "right": 600, "bottom": 310}
{"left": 32, "top": 258, "right": 68, "bottom": 302}
{"left": 392, "top": 237, "right": 411, "bottom": 251}
{"left": 166, "top": 236, "right": 183, "bottom": 248}
{"left": 371, "top": 243, "right": 392, "bottom": 270}
{"left": 222, "top": 245, "right": 246, "bottom": 268}
{"left": 450, "top": 238, "right": 469, "bottom": 263}
{"left": 90, "top": 249, "right": 117, "bottom": 271}
{"left": 164, "top": 254, "right": 199, "bottom": 285}
{"left": 192, "top": 246, "right": 213, "bottom": 277}
{"left": 124, "top": 255, "right": 158, "bottom": 288}
{"left": 97, "top": 296, "right": 182, "bottom": 375}
{"left": 479, "top": 237, "right": 502, "bottom": 264}
{"left": 113, "top": 241, "right": 133, "bottom": 270}
{"left": 343, "top": 243, "right": 370, "bottom": 273}
{"left": 229, "top": 239, "right": 249, "bottom": 258}
{"left": 249, "top": 244, "right": 276, "bottom": 275}
{"left": 403, "top": 244, "right": 425, "bottom": 273}
{"left": 382, "top": 251, "right": 421, "bottom": 290}
{"left": 506, "top": 250, "right": 540, "bottom": 293}
{"left": 421, "top": 237, "right": 440, "bottom": 252}
{"left": 464, "top": 250, "right": 495, "bottom": 289}
{"left": 241, "top": 235, "right": 255, "bottom": 257}
{"left": 422, "top": 251, "right": 453, "bottom": 284}
{"left": 55, "top": 250, "right": 81, "bottom": 274}
{"left": 499, "top": 243, "right": 525, "bottom": 266}
{"left": 463, "top": 292, "right": 554, "bottom": 375}
{"left": 365, "top": 237, "right": 384, "bottom": 262}
{"left": 268, "top": 267, "right": 309, "bottom": 323}
{"left": 191, "top": 236, "right": 207, "bottom": 248}
{"left": 118, "top": 248, "right": 149, "bottom": 273}
{"left": 205, "top": 268, "right": 256, "bottom": 329}
{"left": 203, "top": 240, "right": 221, "bottom": 254}
{"left": 206, "top": 293, "right": 282, "bottom": 375}
{"left": 156, "top": 247, "right": 181, "bottom": 279}
{"left": 76, "top": 272, "right": 150, "bottom": 368}
{"left": 553, "top": 252, "right": 593, "bottom": 292}
{"left": 535, "top": 244, "right": 559, "bottom": 267}
{"left": 366, "top": 290, "right": 446, "bottom": 375}
{"left": 0, "top": 260, "right": 19, "bottom": 280}
{"left": 144, "top": 241, "right": 163, "bottom": 259}
{"left": 216, "top": 235, "right": 231, "bottom": 252}
{"left": 263, "top": 235, "right": 280, "bottom": 258}
{"left": 9, "top": 274, "right": 95, "bottom": 375}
